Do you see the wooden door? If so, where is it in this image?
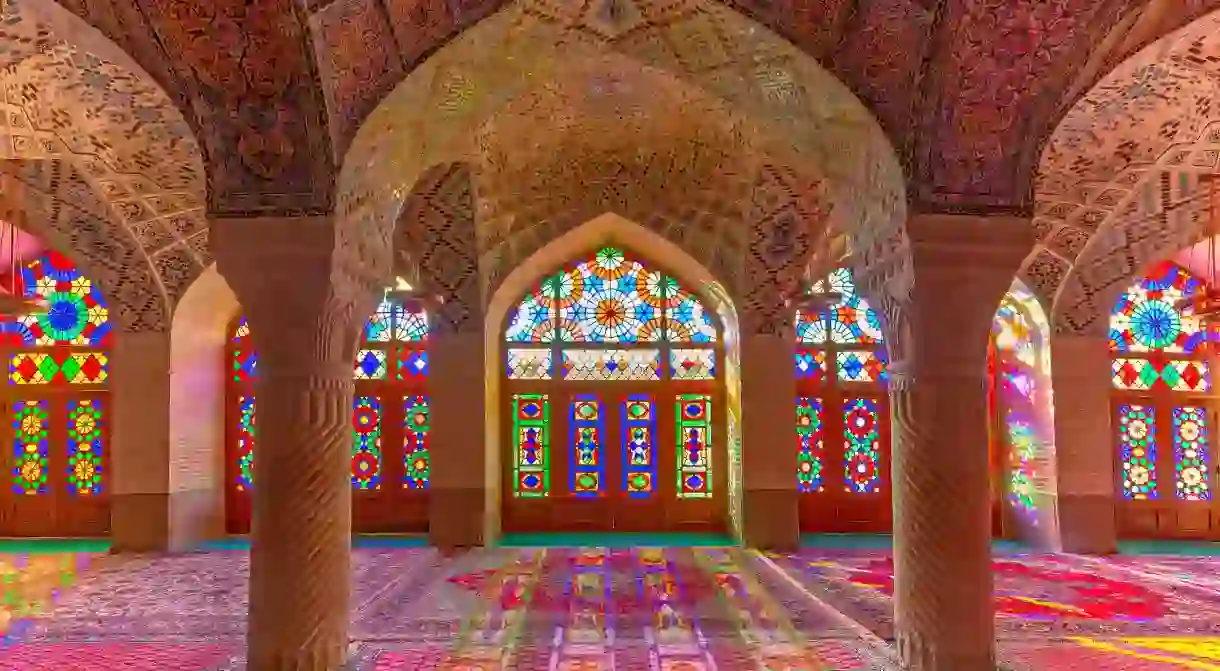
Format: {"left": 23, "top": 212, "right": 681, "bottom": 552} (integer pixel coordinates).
{"left": 501, "top": 386, "right": 726, "bottom": 534}
{"left": 1, "top": 394, "right": 109, "bottom": 537}
{"left": 1114, "top": 397, "right": 1220, "bottom": 539}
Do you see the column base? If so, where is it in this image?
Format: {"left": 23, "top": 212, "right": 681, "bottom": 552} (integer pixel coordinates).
{"left": 429, "top": 487, "right": 488, "bottom": 550}
{"left": 1058, "top": 493, "right": 1117, "bottom": 554}
{"left": 743, "top": 488, "right": 799, "bottom": 552}
{"left": 897, "top": 631, "right": 996, "bottom": 671}
{"left": 246, "top": 641, "right": 348, "bottom": 671}
{"left": 111, "top": 490, "right": 223, "bottom": 553}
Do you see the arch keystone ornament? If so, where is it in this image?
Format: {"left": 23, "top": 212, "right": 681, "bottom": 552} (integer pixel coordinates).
{"left": 212, "top": 214, "right": 381, "bottom": 670}
{"left": 856, "top": 213, "right": 1034, "bottom": 671}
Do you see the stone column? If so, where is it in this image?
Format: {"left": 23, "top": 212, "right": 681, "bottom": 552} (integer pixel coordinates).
{"left": 1049, "top": 333, "right": 1118, "bottom": 553}
{"left": 863, "top": 214, "right": 1031, "bottom": 671}
{"left": 213, "top": 215, "right": 374, "bottom": 670}
{"left": 428, "top": 330, "right": 488, "bottom": 549}
{"left": 740, "top": 332, "right": 799, "bottom": 550}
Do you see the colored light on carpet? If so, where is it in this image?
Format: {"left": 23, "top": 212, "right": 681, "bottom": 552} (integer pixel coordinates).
{"left": 0, "top": 642, "right": 232, "bottom": 670}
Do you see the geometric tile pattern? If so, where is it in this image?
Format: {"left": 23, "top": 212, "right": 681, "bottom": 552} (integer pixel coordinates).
{"left": 1032, "top": 12, "right": 1220, "bottom": 334}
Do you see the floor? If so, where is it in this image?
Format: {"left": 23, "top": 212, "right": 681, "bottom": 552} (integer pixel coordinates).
{"left": 0, "top": 538, "right": 1216, "bottom": 670}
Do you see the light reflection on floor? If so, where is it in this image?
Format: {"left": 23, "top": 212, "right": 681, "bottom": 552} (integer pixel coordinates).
{"left": 1, "top": 545, "right": 1219, "bottom": 669}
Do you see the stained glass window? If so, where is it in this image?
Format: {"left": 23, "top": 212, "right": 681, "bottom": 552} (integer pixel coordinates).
{"left": 622, "top": 396, "right": 656, "bottom": 498}
{"left": 403, "top": 395, "right": 430, "bottom": 489}
{"left": 351, "top": 396, "right": 382, "bottom": 489}
{"left": 676, "top": 394, "right": 712, "bottom": 499}
{"left": 1118, "top": 404, "right": 1158, "bottom": 500}
{"left": 794, "top": 267, "right": 889, "bottom": 502}
{"left": 11, "top": 400, "right": 48, "bottom": 495}
{"left": 570, "top": 395, "right": 604, "bottom": 497}
{"left": 1110, "top": 262, "right": 1204, "bottom": 354}
{"left": 501, "top": 246, "right": 721, "bottom": 508}
{"left": 796, "top": 397, "right": 824, "bottom": 493}
{"left": 1172, "top": 406, "right": 1210, "bottom": 501}
{"left": 513, "top": 393, "right": 550, "bottom": 497}
{"left": 1109, "top": 262, "right": 1212, "bottom": 512}
{"left": 66, "top": 398, "right": 103, "bottom": 496}
{"left": 227, "top": 294, "right": 431, "bottom": 524}
{"left": 0, "top": 250, "right": 112, "bottom": 528}
{"left": 843, "top": 398, "right": 881, "bottom": 493}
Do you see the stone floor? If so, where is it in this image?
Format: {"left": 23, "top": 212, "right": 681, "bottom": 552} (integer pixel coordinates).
{"left": 0, "top": 543, "right": 1216, "bottom": 669}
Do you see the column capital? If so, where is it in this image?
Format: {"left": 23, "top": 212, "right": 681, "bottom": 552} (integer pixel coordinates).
{"left": 211, "top": 214, "right": 380, "bottom": 376}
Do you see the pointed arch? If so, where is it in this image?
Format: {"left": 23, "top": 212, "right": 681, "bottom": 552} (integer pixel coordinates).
{"left": 989, "top": 279, "right": 1060, "bottom": 549}
{"left": 483, "top": 213, "right": 742, "bottom": 537}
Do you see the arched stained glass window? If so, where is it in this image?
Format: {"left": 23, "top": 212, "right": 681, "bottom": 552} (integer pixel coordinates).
{"left": 794, "top": 266, "right": 892, "bottom": 533}
{"left": 225, "top": 294, "right": 431, "bottom": 533}
{"left": 1109, "top": 261, "right": 1213, "bottom": 536}
{"left": 988, "top": 285, "right": 1052, "bottom": 539}
{"left": 0, "top": 249, "right": 110, "bottom": 537}
{"left": 501, "top": 245, "right": 723, "bottom": 533}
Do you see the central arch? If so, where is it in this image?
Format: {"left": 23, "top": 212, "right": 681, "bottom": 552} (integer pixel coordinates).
{"left": 484, "top": 213, "right": 741, "bottom": 537}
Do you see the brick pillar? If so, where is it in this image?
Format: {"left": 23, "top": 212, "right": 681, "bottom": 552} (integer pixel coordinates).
{"left": 865, "top": 214, "right": 1031, "bottom": 671}
{"left": 740, "top": 332, "right": 799, "bottom": 550}
{"left": 428, "top": 331, "right": 488, "bottom": 549}
{"left": 109, "top": 330, "right": 171, "bottom": 550}
{"left": 1050, "top": 333, "right": 1118, "bottom": 554}
{"left": 214, "top": 215, "right": 374, "bottom": 670}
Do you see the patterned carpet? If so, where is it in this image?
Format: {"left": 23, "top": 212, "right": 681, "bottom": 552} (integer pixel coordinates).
{"left": 0, "top": 547, "right": 896, "bottom": 670}
{"left": 764, "top": 548, "right": 1220, "bottom": 669}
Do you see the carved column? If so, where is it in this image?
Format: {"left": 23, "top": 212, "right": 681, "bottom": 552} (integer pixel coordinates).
{"left": 864, "top": 214, "right": 1032, "bottom": 671}
{"left": 740, "top": 332, "right": 799, "bottom": 550}
{"left": 213, "top": 215, "right": 374, "bottom": 670}
{"left": 1049, "top": 333, "right": 1118, "bottom": 553}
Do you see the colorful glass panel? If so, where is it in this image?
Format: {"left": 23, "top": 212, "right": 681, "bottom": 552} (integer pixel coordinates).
{"left": 505, "top": 282, "right": 557, "bottom": 343}
{"left": 351, "top": 396, "right": 382, "bottom": 489}
{"left": 66, "top": 398, "right": 103, "bottom": 496}
{"left": 9, "top": 352, "right": 108, "bottom": 385}
{"left": 676, "top": 394, "right": 712, "bottom": 498}
{"left": 396, "top": 308, "right": 428, "bottom": 342}
{"left": 506, "top": 348, "right": 552, "bottom": 380}
{"left": 794, "top": 350, "right": 827, "bottom": 381}
{"left": 843, "top": 398, "right": 881, "bottom": 493}
{"left": 1110, "top": 358, "right": 1210, "bottom": 392}
{"left": 796, "top": 397, "right": 824, "bottom": 492}
{"left": 235, "top": 396, "right": 256, "bottom": 490}
{"left": 570, "top": 395, "right": 605, "bottom": 497}
{"left": 11, "top": 400, "right": 49, "bottom": 495}
{"left": 622, "top": 396, "right": 656, "bottom": 498}
{"left": 513, "top": 393, "right": 550, "bottom": 497}
{"left": 663, "top": 277, "right": 717, "bottom": 343}
{"left": 562, "top": 349, "right": 660, "bottom": 381}
{"left": 836, "top": 351, "right": 888, "bottom": 383}
{"left": 669, "top": 349, "right": 715, "bottom": 380}
{"left": 354, "top": 349, "right": 388, "bottom": 380}
{"left": 1118, "top": 404, "right": 1158, "bottom": 500}
{"left": 364, "top": 300, "right": 394, "bottom": 342}
{"left": 16, "top": 252, "right": 111, "bottom": 346}
{"left": 1172, "top": 406, "right": 1211, "bottom": 501}
{"left": 403, "top": 395, "right": 430, "bottom": 489}
{"left": 795, "top": 268, "right": 884, "bottom": 345}
{"left": 1109, "top": 262, "right": 1204, "bottom": 354}
{"left": 232, "top": 348, "right": 257, "bottom": 382}
{"left": 557, "top": 247, "right": 664, "bottom": 343}
{"left": 397, "top": 350, "right": 428, "bottom": 379}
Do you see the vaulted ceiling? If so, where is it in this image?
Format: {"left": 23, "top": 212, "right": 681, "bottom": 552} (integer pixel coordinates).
{"left": 49, "top": 0, "right": 1220, "bottom": 217}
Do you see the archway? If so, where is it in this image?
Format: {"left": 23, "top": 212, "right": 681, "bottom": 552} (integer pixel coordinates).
{"left": 988, "top": 279, "right": 1059, "bottom": 548}
{"left": 224, "top": 290, "right": 432, "bottom": 534}
{"left": 493, "top": 237, "right": 735, "bottom": 534}
{"left": 1109, "top": 260, "right": 1216, "bottom": 539}
{"left": 0, "top": 248, "right": 111, "bottom": 536}
{"left": 793, "top": 266, "right": 891, "bottom": 533}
